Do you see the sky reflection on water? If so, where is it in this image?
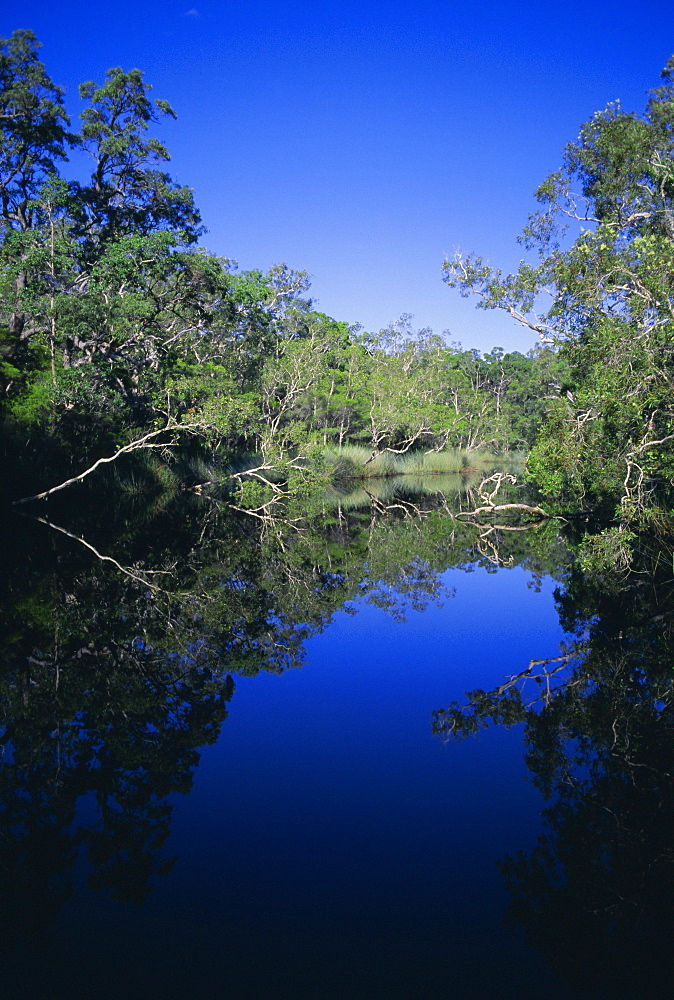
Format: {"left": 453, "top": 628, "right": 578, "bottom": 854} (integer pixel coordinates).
{"left": 5, "top": 565, "right": 582, "bottom": 1000}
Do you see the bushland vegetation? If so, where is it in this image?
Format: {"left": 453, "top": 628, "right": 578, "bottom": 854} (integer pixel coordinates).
{"left": 0, "top": 31, "right": 563, "bottom": 507}
{"left": 2, "top": 30, "right": 673, "bottom": 566}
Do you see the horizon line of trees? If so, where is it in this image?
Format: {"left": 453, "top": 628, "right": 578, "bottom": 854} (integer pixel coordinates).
{"left": 1, "top": 29, "right": 673, "bottom": 546}
{"left": 0, "top": 32, "right": 563, "bottom": 496}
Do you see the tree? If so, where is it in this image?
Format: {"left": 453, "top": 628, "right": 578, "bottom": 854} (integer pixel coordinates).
{"left": 0, "top": 30, "right": 74, "bottom": 235}
{"left": 0, "top": 28, "right": 75, "bottom": 386}
{"left": 76, "top": 66, "right": 202, "bottom": 251}
{"left": 0, "top": 48, "right": 225, "bottom": 477}
{"left": 443, "top": 56, "right": 674, "bottom": 528}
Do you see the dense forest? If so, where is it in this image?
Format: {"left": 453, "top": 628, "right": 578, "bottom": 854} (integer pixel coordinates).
{"left": 1, "top": 30, "right": 673, "bottom": 564}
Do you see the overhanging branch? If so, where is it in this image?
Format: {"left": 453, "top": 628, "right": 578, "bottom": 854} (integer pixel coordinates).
{"left": 11, "top": 420, "right": 207, "bottom": 505}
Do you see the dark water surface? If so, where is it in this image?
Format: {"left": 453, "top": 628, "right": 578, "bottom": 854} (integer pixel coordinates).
{"left": 2, "top": 489, "right": 672, "bottom": 999}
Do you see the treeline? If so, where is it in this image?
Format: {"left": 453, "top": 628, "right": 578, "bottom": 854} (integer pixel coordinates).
{"left": 2, "top": 30, "right": 674, "bottom": 546}
{"left": 0, "top": 31, "right": 563, "bottom": 499}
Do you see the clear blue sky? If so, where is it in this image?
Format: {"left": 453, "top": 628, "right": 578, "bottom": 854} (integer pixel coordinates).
{"left": 4, "top": 1, "right": 673, "bottom": 353}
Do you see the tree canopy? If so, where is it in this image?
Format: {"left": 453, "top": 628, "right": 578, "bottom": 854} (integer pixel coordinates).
{"left": 443, "top": 58, "right": 674, "bottom": 530}
{"left": 1, "top": 30, "right": 673, "bottom": 556}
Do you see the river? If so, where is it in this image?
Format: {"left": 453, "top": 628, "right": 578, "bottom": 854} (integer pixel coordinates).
{"left": 1, "top": 483, "right": 672, "bottom": 999}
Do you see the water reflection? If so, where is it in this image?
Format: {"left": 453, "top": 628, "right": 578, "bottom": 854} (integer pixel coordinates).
{"left": 7, "top": 480, "right": 672, "bottom": 996}
{"left": 0, "top": 484, "right": 565, "bottom": 956}
{"left": 434, "top": 534, "right": 674, "bottom": 998}
{"left": 0, "top": 518, "right": 235, "bottom": 946}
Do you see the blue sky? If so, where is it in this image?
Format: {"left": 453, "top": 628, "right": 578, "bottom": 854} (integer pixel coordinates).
{"left": 5, "top": 1, "right": 674, "bottom": 352}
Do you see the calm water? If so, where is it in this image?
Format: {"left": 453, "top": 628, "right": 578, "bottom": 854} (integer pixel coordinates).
{"left": 1, "top": 490, "right": 673, "bottom": 999}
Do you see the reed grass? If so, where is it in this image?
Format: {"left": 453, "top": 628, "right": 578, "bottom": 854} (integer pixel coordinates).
{"left": 319, "top": 445, "right": 526, "bottom": 481}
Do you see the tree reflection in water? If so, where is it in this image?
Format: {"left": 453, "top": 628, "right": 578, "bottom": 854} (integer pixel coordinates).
{"left": 434, "top": 534, "right": 674, "bottom": 998}
{"left": 0, "top": 543, "right": 235, "bottom": 945}
{"left": 0, "top": 483, "right": 566, "bottom": 950}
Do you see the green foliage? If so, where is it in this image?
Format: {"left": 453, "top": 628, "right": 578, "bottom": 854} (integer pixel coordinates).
{"left": 444, "top": 56, "right": 674, "bottom": 528}
{"left": 0, "top": 30, "right": 75, "bottom": 233}
{"left": 0, "top": 32, "right": 551, "bottom": 500}
{"left": 233, "top": 478, "right": 272, "bottom": 509}
{"left": 76, "top": 65, "right": 202, "bottom": 247}
{"left": 576, "top": 526, "right": 637, "bottom": 577}
{"left": 5, "top": 371, "right": 53, "bottom": 426}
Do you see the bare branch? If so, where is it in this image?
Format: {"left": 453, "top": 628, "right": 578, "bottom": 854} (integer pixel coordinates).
{"left": 11, "top": 421, "right": 207, "bottom": 505}
{"left": 28, "top": 516, "right": 163, "bottom": 590}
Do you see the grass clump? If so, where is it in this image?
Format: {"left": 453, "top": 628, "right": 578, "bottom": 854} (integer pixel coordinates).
{"left": 319, "top": 446, "right": 526, "bottom": 481}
